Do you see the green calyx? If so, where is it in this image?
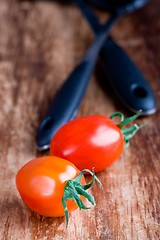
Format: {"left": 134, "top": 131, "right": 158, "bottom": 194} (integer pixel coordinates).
{"left": 62, "top": 169, "right": 102, "bottom": 228}
{"left": 110, "top": 110, "right": 147, "bottom": 148}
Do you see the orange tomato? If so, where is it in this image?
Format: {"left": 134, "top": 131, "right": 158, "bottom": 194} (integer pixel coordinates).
{"left": 16, "top": 156, "right": 85, "bottom": 217}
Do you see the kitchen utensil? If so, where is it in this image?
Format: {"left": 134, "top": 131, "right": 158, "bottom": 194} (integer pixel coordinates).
{"left": 36, "top": 0, "right": 154, "bottom": 150}
{"left": 75, "top": 0, "right": 156, "bottom": 115}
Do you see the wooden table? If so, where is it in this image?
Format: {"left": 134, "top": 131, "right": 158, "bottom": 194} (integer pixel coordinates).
{"left": 0, "top": 0, "right": 160, "bottom": 239}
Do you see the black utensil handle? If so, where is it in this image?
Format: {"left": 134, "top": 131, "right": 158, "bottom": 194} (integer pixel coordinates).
{"left": 100, "top": 38, "right": 157, "bottom": 115}
{"left": 36, "top": 14, "right": 120, "bottom": 150}
{"left": 75, "top": 0, "right": 156, "bottom": 115}
{"left": 36, "top": 60, "right": 93, "bottom": 150}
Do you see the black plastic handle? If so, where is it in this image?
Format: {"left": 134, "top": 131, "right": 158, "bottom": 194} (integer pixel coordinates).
{"left": 100, "top": 38, "right": 157, "bottom": 115}
{"left": 36, "top": 60, "right": 93, "bottom": 150}
{"left": 75, "top": 0, "right": 156, "bottom": 115}
{"left": 36, "top": 14, "right": 119, "bottom": 150}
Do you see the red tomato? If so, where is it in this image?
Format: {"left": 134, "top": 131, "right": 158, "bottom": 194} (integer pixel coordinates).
{"left": 16, "top": 156, "right": 85, "bottom": 217}
{"left": 50, "top": 115, "right": 124, "bottom": 173}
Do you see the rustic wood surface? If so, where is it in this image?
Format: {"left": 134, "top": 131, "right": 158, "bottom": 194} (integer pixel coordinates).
{"left": 0, "top": 0, "right": 160, "bottom": 239}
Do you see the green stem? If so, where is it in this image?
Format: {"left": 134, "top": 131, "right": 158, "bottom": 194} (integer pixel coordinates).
{"left": 62, "top": 169, "right": 102, "bottom": 228}
{"left": 110, "top": 110, "right": 147, "bottom": 148}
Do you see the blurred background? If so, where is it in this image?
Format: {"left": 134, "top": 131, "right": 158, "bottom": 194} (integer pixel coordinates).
{"left": 0, "top": 0, "right": 160, "bottom": 239}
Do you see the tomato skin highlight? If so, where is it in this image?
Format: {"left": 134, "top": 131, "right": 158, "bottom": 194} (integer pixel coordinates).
{"left": 50, "top": 116, "right": 124, "bottom": 173}
{"left": 16, "top": 156, "right": 85, "bottom": 217}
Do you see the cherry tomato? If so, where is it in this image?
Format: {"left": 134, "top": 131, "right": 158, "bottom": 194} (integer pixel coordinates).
{"left": 50, "top": 116, "right": 123, "bottom": 173}
{"left": 16, "top": 156, "right": 85, "bottom": 217}
{"left": 50, "top": 112, "right": 144, "bottom": 173}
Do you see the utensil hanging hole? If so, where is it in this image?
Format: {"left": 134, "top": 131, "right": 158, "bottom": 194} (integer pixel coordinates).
{"left": 40, "top": 117, "right": 53, "bottom": 131}
{"left": 132, "top": 86, "right": 147, "bottom": 98}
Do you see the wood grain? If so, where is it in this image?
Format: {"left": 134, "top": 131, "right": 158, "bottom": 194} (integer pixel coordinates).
{"left": 0, "top": 0, "right": 160, "bottom": 239}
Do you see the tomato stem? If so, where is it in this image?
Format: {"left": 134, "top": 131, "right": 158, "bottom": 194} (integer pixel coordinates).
{"left": 62, "top": 168, "right": 102, "bottom": 228}
{"left": 110, "top": 110, "right": 147, "bottom": 148}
